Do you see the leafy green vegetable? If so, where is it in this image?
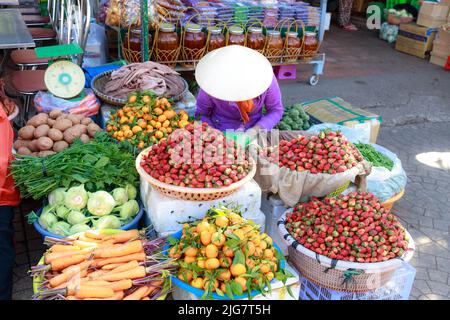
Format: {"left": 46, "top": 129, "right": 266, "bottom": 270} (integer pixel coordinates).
{"left": 69, "top": 223, "right": 91, "bottom": 234}
{"left": 10, "top": 132, "right": 139, "bottom": 200}
{"left": 87, "top": 191, "right": 116, "bottom": 216}
{"left": 125, "top": 184, "right": 137, "bottom": 200}
{"left": 50, "top": 221, "right": 71, "bottom": 237}
{"left": 112, "top": 188, "right": 128, "bottom": 206}
{"left": 67, "top": 210, "right": 86, "bottom": 225}
{"left": 38, "top": 211, "right": 58, "bottom": 229}
{"left": 48, "top": 188, "right": 66, "bottom": 206}
{"left": 94, "top": 215, "right": 122, "bottom": 229}
{"left": 64, "top": 185, "right": 88, "bottom": 210}
{"left": 355, "top": 143, "right": 394, "bottom": 171}
{"left": 56, "top": 206, "right": 70, "bottom": 220}
{"left": 118, "top": 199, "right": 139, "bottom": 220}
{"left": 276, "top": 103, "right": 311, "bottom": 130}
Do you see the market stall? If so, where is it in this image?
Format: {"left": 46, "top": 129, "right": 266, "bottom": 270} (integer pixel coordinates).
{"left": 0, "top": 0, "right": 418, "bottom": 302}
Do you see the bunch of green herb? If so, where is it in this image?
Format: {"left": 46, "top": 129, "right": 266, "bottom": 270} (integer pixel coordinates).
{"left": 355, "top": 143, "right": 394, "bottom": 171}
{"left": 10, "top": 132, "right": 139, "bottom": 200}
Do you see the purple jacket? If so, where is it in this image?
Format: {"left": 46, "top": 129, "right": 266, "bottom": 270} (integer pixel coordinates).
{"left": 195, "top": 75, "right": 284, "bottom": 131}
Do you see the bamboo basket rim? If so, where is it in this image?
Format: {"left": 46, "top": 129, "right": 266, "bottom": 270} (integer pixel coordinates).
{"left": 278, "top": 209, "right": 415, "bottom": 272}
{"left": 136, "top": 146, "right": 257, "bottom": 197}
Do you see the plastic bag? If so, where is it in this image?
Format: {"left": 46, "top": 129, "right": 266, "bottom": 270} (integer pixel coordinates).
{"left": 307, "top": 123, "right": 371, "bottom": 144}
{"left": 379, "top": 22, "right": 399, "bottom": 43}
{"left": 365, "top": 144, "right": 407, "bottom": 202}
{"left": 34, "top": 89, "right": 101, "bottom": 117}
{"left": 82, "top": 23, "right": 107, "bottom": 68}
{"left": 253, "top": 131, "right": 372, "bottom": 207}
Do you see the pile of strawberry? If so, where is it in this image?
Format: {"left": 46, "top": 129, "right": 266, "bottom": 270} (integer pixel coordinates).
{"left": 140, "top": 122, "right": 252, "bottom": 188}
{"left": 261, "top": 130, "right": 364, "bottom": 174}
{"left": 285, "top": 192, "right": 409, "bottom": 263}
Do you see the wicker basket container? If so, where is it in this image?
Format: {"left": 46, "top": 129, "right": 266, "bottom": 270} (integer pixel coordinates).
{"left": 136, "top": 146, "right": 257, "bottom": 201}
{"left": 279, "top": 210, "right": 415, "bottom": 292}
{"left": 382, "top": 189, "right": 405, "bottom": 211}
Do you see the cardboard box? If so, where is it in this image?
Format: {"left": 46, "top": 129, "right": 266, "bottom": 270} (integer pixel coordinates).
{"left": 417, "top": 3, "right": 450, "bottom": 28}
{"left": 430, "top": 53, "right": 448, "bottom": 67}
{"left": 395, "top": 23, "right": 437, "bottom": 59}
{"left": 436, "top": 27, "right": 450, "bottom": 43}
{"left": 302, "top": 97, "right": 382, "bottom": 144}
{"left": 431, "top": 39, "right": 450, "bottom": 57}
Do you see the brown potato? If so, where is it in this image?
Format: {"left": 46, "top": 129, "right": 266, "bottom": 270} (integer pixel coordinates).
{"left": 34, "top": 124, "right": 50, "bottom": 138}
{"left": 36, "top": 136, "right": 53, "bottom": 151}
{"left": 53, "top": 118, "right": 73, "bottom": 132}
{"left": 47, "top": 118, "right": 56, "bottom": 127}
{"left": 38, "top": 150, "right": 56, "bottom": 157}
{"left": 30, "top": 152, "right": 39, "bottom": 157}
{"left": 13, "top": 139, "right": 30, "bottom": 150}
{"left": 66, "top": 114, "right": 83, "bottom": 125}
{"left": 49, "top": 109, "right": 62, "bottom": 119}
{"left": 47, "top": 128, "right": 63, "bottom": 141}
{"left": 81, "top": 117, "right": 93, "bottom": 126}
{"left": 18, "top": 126, "right": 35, "bottom": 140}
{"left": 80, "top": 133, "right": 90, "bottom": 143}
{"left": 17, "top": 147, "right": 32, "bottom": 155}
{"left": 87, "top": 123, "right": 102, "bottom": 138}
{"left": 63, "top": 124, "right": 86, "bottom": 144}
{"left": 28, "top": 140, "right": 39, "bottom": 152}
{"left": 53, "top": 140, "right": 69, "bottom": 152}
{"left": 27, "top": 113, "right": 48, "bottom": 127}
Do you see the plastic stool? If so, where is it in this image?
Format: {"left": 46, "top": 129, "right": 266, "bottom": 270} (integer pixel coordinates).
{"left": 273, "top": 65, "right": 297, "bottom": 80}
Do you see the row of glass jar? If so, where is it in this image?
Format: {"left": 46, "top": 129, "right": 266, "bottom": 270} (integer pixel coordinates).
{"left": 124, "top": 23, "right": 320, "bottom": 67}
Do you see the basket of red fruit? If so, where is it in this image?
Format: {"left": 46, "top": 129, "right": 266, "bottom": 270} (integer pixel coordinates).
{"left": 256, "top": 130, "right": 371, "bottom": 207}
{"left": 137, "top": 122, "right": 256, "bottom": 201}
{"left": 278, "top": 192, "right": 415, "bottom": 292}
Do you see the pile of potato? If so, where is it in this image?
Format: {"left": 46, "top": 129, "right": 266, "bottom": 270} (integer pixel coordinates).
{"left": 14, "top": 110, "right": 102, "bottom": 157}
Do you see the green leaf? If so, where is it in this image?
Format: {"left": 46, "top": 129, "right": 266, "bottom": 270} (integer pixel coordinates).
{"left": 233, "top": 250, "right": 246, "bottom": 265}
{"left": 225, "top": 282, "right": 234, "bottom": 300}
{"left": 167, "top": 236, "right": 178, "bottom": 245}
{"left": 27, "top": 211, "right": 39, "bottom": 224}
{"left": 286, "top": 284, "right": 295, "bottom": 298}
{"left": 215, "top": 288, "right": 224, "bottom": 296}
{"left": 231, "top": 280, "right": 243, "bottom": 296}
{"left": 72, "top": 174, "right": 89, "bottom": 184}
{"left": 95, "top": 156, "right": 110, "bottom": 168}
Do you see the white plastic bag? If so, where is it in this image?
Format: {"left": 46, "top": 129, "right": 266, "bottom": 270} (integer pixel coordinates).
{"left": 366, "top": 144, "right": 406, "bottom": 202}
{"left": 82, "top": 22, "right": 107, "bottom": 68}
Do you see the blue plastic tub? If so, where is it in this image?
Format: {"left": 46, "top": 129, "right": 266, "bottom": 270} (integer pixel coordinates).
{"left": 33, "top": 201, "right": 144, "bottom": 239}
{"left": 167, "top": 230, "right": 286, "bottom": 300}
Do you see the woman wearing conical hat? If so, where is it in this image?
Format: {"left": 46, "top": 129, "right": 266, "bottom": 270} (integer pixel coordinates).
{"left": 195, "top": 45, "right": 284, "bottom": 132}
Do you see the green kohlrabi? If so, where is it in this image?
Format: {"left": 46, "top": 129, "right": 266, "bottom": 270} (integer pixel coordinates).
{"left": 87, "top": 191, "right": 116, "bottom": 216}
{"left": 112, "top": 188, "right": 128, "bottom": 206}
{"left": 125, "top": 184, "right": 137, "bottom": 200}
{"left": 48, "top": 188, "right": 66, "bottom": 206}
{"left": 67, "top": 210, "right": 87, "bottom": 226}
{"left": 94, "top": 215, "right": 121, "bottom": 229}
{"left": 64, "top": 184, "right": 88, "bottom": 210}
{"left": 69, "top": 223, "right": 91, "bottom": 235}
{"left": 38, "top": 211, "right": 58, "bottom": 230}
{"left": 50, "top": 221, "right": 71, "bottom": 237}
{"left": 56, "top": 206, "right": 71, "bottom": 220}
{"left": 118, "top": 200, "right": 139, "bottom": 220}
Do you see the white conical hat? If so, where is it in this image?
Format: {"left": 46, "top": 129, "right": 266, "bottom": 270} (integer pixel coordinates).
{"left": 195, "top": 45, "right": 273, "bottom": 101}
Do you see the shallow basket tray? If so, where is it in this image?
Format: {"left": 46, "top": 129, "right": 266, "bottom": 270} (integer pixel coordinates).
{"left": 91, "top": 70, "right": 188, "bottom": 107}
{"left": 136, "top": 146, "right": 257, "bottom": 201}
{"left": 278, "top": 209, "right": 415, "bottom": 292}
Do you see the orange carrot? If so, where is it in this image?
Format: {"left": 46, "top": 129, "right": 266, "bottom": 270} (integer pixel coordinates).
{"left": 53, "top": 269, "right": 88, "bottom": 289}
{"left": 66, "top": 295, "right": 79, "bottom": 300}
{"left": 50, "top": 261, "right": 90, "bottom": 288}
{"left": 86, "top": 269, "right": 108, "bottom": 279}
{"left": 142, "top": 297, "right": 150, "bottom": 300}
{"left": 96, "top": 252, "right": 146, "bottom": 267}
{"left": 123, "top": 286, "right": 149, "bottom": 300}
{"left": 101, "top": 263, "right": 125, "bottom": 270}
{"left": 45, "top": 250, "right": 87, "bottom": 264}
{"left": 51, "top": 255, "right": 88, "bottom": 271}
{"left": 94, "top": 240, "right": 144, "bottom": 259}
{"left": 98, "top": 266, "right": 146, "bottom": 282}
{"left": 71, "top": 285, "right": 115, "bottom": 299}
{"left": 106, "top": 279, "right": 133, "bottom": 291}
{"left": 85, "top": 230, "right": 106, "bottom": 240}
{"left": 84, "top": 291, "right": 124, "bottom": 300}
{"left": 50, "top": 245, "right": 80, "bottom": 253}
{"left": 62, "top": 260, "right": 91, "bottom": 274}
{"left": 110, "top": 260, "right": 140, "bottom": 274}
{"left": 103, "top": 230, "right": 139, "bottom": 243}
{"left": 80, "top": 280, "right": 111, "bottom": 286}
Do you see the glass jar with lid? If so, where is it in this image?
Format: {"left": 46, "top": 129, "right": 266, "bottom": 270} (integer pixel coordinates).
{"left": 207, "top": 26, "right": 225, "bottom": 52}
{"left": 183, "top": 23, "right": 206, "bottom": 68}
{"left": 246, "top": 27, "right": 265, "bottom": 52}
{"left": 284, "top": 31, "right": 302, "bottom": 63}
{"left": 228, "top": 25, "right": 245, "bottom": 46}
{"left": 302, "top": 31, "right": 319, "bottom": 59}
{"left": 156, "top": 23, "right": 179, "bottom": 67}
{"left": 265, "top": 30, "right": 283, "bottom": 62}
{"left": 124, "top": 29, "right": 153, "bottom": 53}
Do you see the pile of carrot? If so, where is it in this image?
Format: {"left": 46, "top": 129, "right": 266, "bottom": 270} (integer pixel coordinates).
{"left": 31, "top": 229, "right": 175, "bottom": 300}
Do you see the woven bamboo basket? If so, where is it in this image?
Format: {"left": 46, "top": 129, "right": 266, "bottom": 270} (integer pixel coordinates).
{"left": 245, "top": 20, "right": 266, "bottom": 55}
{"left": 382, "top": 189, "right": 405, "bottom": 211}
{"left": 153, "top": 15, "right": 182, "bottom": 68}
{"left": 279, "top": 210, "right": 415, "bottom": 292}
{"left": 136, "top": 146, "right": 257, "bottom": 201}
{"left": 181, "top": 16, "right": 208, "bottom": 68}
{"left": 121, "top": 23, "right": 154, "bottom": 63}
{"left": 300, "top": 30, "right": 320, "bottom": 61}
{"left": 280, "top": 18, "right": 305, "bottom": 63}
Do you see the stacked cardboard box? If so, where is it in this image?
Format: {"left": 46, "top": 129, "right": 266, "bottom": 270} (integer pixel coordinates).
{"left": 417, "top": 2, "right": 450, "bottom": 28}
{"left": 352, "top": 0, "right": 370, "bottom": 13}
{"left": 430, "top": 27, "right": 450, "bottom": 67}
{"left": 395, "top": 23, "right": 437, "bottom": 59}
